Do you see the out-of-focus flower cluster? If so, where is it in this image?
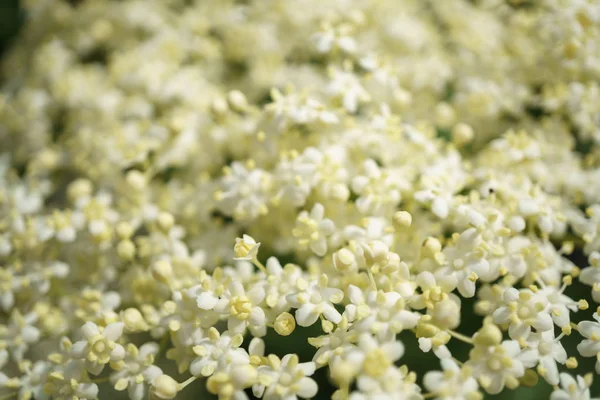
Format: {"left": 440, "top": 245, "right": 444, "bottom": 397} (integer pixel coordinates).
{"left": 1, "top": 0, "right": 600, "bottom": 399}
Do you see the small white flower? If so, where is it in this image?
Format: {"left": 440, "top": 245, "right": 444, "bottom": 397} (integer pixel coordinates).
{"left": 550, "top": 373, "right": 598, "bottom": 400}
{"left": 492, "top": 287, "right": 552, "bottom": 340}
{"left": 253, "top": 354, "right": 318, "bottom": 400}
{"left": 189, "top": 328, "right": 249, "bottom": 377}
{"left": 346, "top": 286, "right": 419, "bottom": 340}
{"left": 71, "top": 322, "right": 126, "bottom": 375}
{"left": 233, "top": 234, "right": 261, "bottom": 261}
{"left": 214, "top": 281, "right": 267, "bottom": 336}
{"left": 423, "top": 359, "right": 480, "bottom": 400}
{"left": 110, "top": 343, "right": 163, "bottom": 400}
{"left": 468, "top": 339, "right": 525, "bottom": 394}
{"left": 519, "top": 331, "right": 567, "bottom": 385}
{"left": 0, "top": 310, "right": 40, "bottom": 362}
{"left": 293, "top": 203, "right": 335, "bottom": 257}
{"left": 286, "top": 275, "right": 344, "bottom": 327}
{"left": 351, "top": 159, "right": 402, "bottom": 216}
{"left": 577, "top": 313, "right": 600, "bottom": 373}
{"left": 326, "top": 67, "right": 370, "bottom": 113}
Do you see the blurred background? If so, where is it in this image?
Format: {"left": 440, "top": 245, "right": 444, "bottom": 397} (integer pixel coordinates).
{"left": 0, "top": 0, "right": 22, "bottom": 58}
{"left": 0, "top": 1, "right": 597, "bottom": 399}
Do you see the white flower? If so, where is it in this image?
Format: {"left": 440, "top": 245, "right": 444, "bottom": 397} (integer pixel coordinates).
{"left": 189, "top": 328, "right": 249, "bottom": 377}
{"left": 233, "top": 234, "right": 261, "bottom": 261}
{"left": 346, "top": 335, "right": 419, "bottom": 400}
{"left": 345, "top": 334, "right": 405, "bottom": 379}
{"left": 71, "top": 322, "right": 126, "bottom": 375}
{"left": 351, "top": 159, "right": 402, "bottom": 215}
{"left": 423, "top": 359, "right": 480, "bottom": 400}
{"left": 110, "top": 343, "right": 163, "bottom": 400}
{"left": 17, "top": 360, "right": 52, "bottom": 400}
{"left": 214, "top": 281, "right": 267, "bottom": 336}
{"left": 253, "top": 354, "right": 317, "bottom": 400}
{"left": 518, "top": 331, "right": 567, "bottom": 385}
{"left": 577, "top": 313, "right": 600, "bottom": 373}
{"left": 492, "top": 287, "right": 553, "bottom": 340}
{"left": 0, "top": 310, "right": 40, "bottom": 361}
{"left": 579, "top": 252, "right": 600, "bottom": 302}
{"left": 467, "top": 340, "right": 525, "bottom": 395}
{"left": 308, "top": 316, "right": 358, "bottom": 366}
{"left": 286, "top": 275, "right": 344, "bottom": 327}
{"left": 262, "top": 257, "right": 304, "bottom": 317}
{"left": 312, "top": 23, "right": 357, "bottom": 54}
{"left": 346, "top": 286, "right": 419, "bottom": 340}
{"left": 326, "top": 67, "right": 370, "bottom": 113}
{"left": 292, "top": 203, "right": 335, "bottom": 256}
{"left": 550, "top": 373, "right": 598, "bottom": 400}
{"left": 44, "top": 360, "right": 99, "bottom": 400}
{"left": 438, "top": 228, "right": 492, "bottom": 298}
{"left": 215, "top": 162, "right": 272, "bottom": 221}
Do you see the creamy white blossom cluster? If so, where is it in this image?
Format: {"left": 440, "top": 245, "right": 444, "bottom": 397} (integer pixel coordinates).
{"left": 1, "top": 0, "right": 600, "bottom": 399}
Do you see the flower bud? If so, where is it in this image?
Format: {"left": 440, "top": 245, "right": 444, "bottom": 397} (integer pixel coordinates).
{"left": 274, "top": 312, "right": 296, "bottom": 336}
{"left": 126, "top": 170, "right": 146, "bottom": 191}
{"left": 151, "top": 260, "right": 173, "bottom": 284}
{"left": 227, "top": 90, "right": 248, "bottom": 113}
{"left": 121, "top": 308, "right": 148, "bottom": 332}
{"left": 393, "top": 211, "right": 412, "bottom": 228}
{"left": 452, "top": 123, "right": 474, "bottom": 146}
{"left": 333, "top": 248, "right": 355, "bottom": 271}
{"left": 473, "top": 323, "right": 502, "bottom": 347}
{"left": 117, "top": 240, "right": 136, "bottom": 260}
{"left": 151, "top": 375, "right": 179, "bottom": 400}
{"left": 233, "top": 234, "right": 260, "bottom": 260}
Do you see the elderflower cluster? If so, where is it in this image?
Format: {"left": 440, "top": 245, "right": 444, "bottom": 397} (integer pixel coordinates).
{"left": 1, "top": 0, "right": 600, "bottom": 399}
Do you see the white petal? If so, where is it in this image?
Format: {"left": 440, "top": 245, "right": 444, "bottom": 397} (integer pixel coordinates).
{"left": 110, "top": 344, "right": 125, "bottom": 361}
{"left": 578, "top": 321, "right": 600, "bottom": 339}
{"left": 196, "top": 292, "right": 218, "bottom": 310}
{"left": 295, "top": 305, "right": 319, "bottom": 327}
{"left": 103, "top": 322, "right": 124, "bottom": 341}
{"left": 321, "top": 304, "right": 342, "bottom": 324}
{"left": 81, "top": 322, "right": 100, "bottom": 338}
{"left": 296, "top": 377, "right": 318, "bottom": 398}
{"left": 71, "top": 341, "right": 89, "bottom": 358}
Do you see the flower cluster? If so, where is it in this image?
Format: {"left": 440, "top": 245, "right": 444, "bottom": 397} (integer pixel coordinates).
{"left": 1, "top": 0, "right": 600, "bottom": 399}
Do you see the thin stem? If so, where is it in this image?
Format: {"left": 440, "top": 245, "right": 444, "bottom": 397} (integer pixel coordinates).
{"left": 448, "top": 330, "right": 474, "bottom": 344}
{"left": 452, "top": 357, "right": 464, "bottom": 366}
{"left": 158, "top": 332, "right": 170, "bottom": 359}
{"left": 366, "top": 268, "right": 377, "bottom": 291}
{"left": 90, "top": 376, "right": 109, "bottom": 384}
{"left": 178, "top": 376, "right": 198, "bottom": 391}
{"left": 252, "top": 257, "right": 267, "bottom": 274}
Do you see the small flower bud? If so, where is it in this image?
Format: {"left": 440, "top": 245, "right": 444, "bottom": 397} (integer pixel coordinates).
{"left": 422, "top": 237, "right": 442, "bottom": 258}
{"left": 151, "top": 260, "right": 173, "bottom": 284}
{"left": 333, "top": 248, "right": 355, "bottom": 271}
{"left": 274, "top": 312, "right": 296, "bottom": 336}
{"left": 157, "top": 212, "right": 174, "bottom": 231}
{"left": 473, "top": 323, "right": 503, "bottom": 347}
{"left": 151, "top": 375, "right": 179, "bottom": 400}
{"left": 393, "top": 211, "right": 412, "bottom": 228}
{"left": 210, "top": 97, "right": 229, "bottom": 119}
{"left": 121, "top": 308, "right": 148, "bottom": 332}
{"left": 452, "top": 123, "right": 474, "bottom": 146}
{"left": 434, "top": 102, "right": 455, "bottom": 128}
{"left": 117, "top": 240, "right": 136, "bottom": 260}
{"left": 227, "top": 90, "right": 248, "bottom": 113}
{"left": 126, "top": 170, "right": 146, "bottom": 190}
{"left": 233, "top": 234, "right": 260, "bottom": 261}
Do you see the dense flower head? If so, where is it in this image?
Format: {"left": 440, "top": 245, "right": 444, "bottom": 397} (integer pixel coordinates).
{"left": 1, "top": 0, "right": 600, "bottom": 399}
